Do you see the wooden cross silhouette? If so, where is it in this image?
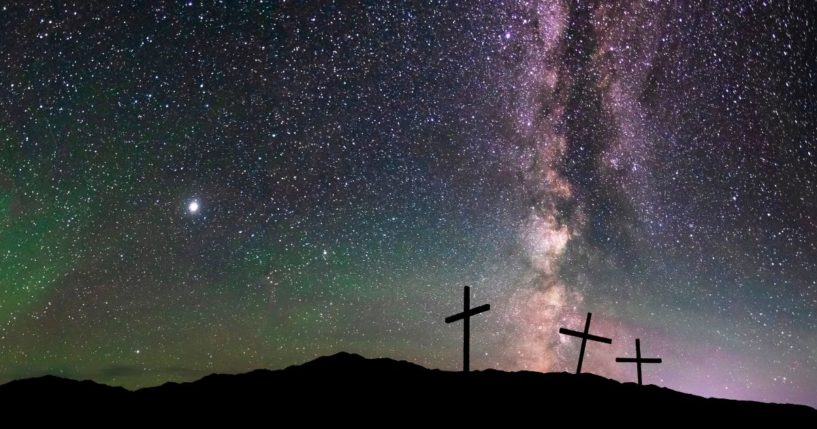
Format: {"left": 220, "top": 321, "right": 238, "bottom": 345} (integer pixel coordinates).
{"left": 615, "top": 338, "right": 662, "bottom": 385}
{"left": 444, "top": 286, "right": 490, "bottom": 372}
{"left": 559, "top": 312, "right": 612, "bottom": 374}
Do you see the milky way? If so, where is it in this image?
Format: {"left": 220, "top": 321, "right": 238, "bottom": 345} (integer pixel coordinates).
{"left": 1, "top": 1, "right": 816, "bottom": 406}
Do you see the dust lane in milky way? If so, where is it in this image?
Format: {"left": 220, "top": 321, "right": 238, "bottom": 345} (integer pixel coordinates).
{"left": 0, "top": 0, "right": 815, "bottom": 407}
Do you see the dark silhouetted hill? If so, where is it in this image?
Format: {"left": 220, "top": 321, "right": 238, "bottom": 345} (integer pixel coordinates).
{"left": 1, "top": 352, "right": 813, "bottom": 423}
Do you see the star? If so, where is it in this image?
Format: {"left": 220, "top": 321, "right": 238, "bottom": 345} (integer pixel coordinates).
{"left": 188, "top": 200, "right": 200, "bottom": 214}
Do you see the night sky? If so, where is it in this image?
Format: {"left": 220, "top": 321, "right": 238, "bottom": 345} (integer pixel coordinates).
{"left": 1, "top": 0, "right": 816, "bottom": 406}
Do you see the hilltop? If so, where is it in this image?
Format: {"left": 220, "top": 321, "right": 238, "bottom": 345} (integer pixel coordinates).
{"left": 1, "top": 352, "right": 813, "bottom": 422}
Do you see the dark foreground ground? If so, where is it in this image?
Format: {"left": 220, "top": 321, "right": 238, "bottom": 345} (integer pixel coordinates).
{"left": 1, "top": 352, "right": 813, "bottom": 423}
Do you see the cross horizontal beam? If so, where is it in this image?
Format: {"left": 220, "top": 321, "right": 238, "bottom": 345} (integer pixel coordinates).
{"left": 445, "top": 304, "right": 490, "bottom": 324}
{"left": 559, "top": 328, "right": 612, "bottom": 344}
{"left": 616, "top": 357, "right": 662, "bottom": 363}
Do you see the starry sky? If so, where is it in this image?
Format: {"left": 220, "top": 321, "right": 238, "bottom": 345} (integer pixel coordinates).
{"left": 1, "top": 0, "right": 816, "bottom": 406}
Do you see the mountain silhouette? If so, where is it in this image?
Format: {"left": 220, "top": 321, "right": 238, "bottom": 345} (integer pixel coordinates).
{"left": 1, "top": 352, "right": 813, "bottom": 422}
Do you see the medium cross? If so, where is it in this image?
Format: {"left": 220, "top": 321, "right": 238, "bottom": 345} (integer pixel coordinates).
{"left": 615, "top": 338, "right": 662, "bottom": 385}
{"left": 444, "top": 286, "right": 490, "bottom": 373}
{"left": 559, "top": 312, "right": 612, "bottom": 374}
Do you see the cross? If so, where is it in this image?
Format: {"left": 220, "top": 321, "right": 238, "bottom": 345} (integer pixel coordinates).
{"left": 444, "top": 286, "right": 490, "bottom": 373}
{"left": 559, "top": 312, "right": 612, "bottom": 374}
{"left": 615, "top": 338, "right": 662, "bottom": 385}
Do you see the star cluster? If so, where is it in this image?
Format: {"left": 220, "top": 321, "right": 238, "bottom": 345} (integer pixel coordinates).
{"left": 1, "top": 1, "right": 815, "bottom": 406}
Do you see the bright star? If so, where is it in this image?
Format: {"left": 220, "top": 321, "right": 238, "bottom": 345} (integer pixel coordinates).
{"left": 189, "top": 200, "right": 200, "bottom": 213}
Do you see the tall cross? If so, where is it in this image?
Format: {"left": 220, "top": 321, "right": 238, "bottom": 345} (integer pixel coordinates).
{"left": 559, "top": 312, "right": 612, "bottom": 374}
{"left": 444, "top": 286, "right": 490, "bottom": 372}
{"left": 615, "top": 338, "right": 662, "bottom": 385}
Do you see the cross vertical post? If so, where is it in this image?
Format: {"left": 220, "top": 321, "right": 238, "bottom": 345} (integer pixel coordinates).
{"left": 576, "top": 312, "right": 591, "bottom": 374}
{"left": 636, "top": 338, "right": 642, "bottom": 385}
{"left": 463, "top": 285, "right": 470, "bottom": 372}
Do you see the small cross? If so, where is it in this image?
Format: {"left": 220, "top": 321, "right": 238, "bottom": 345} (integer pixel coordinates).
{"left": 615, "top": 338, "right": 662, "bottom": 385}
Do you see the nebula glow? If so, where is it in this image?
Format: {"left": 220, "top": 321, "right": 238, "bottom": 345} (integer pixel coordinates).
{"left": 1, "top": 0, "right": 815, "bottom": 407}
